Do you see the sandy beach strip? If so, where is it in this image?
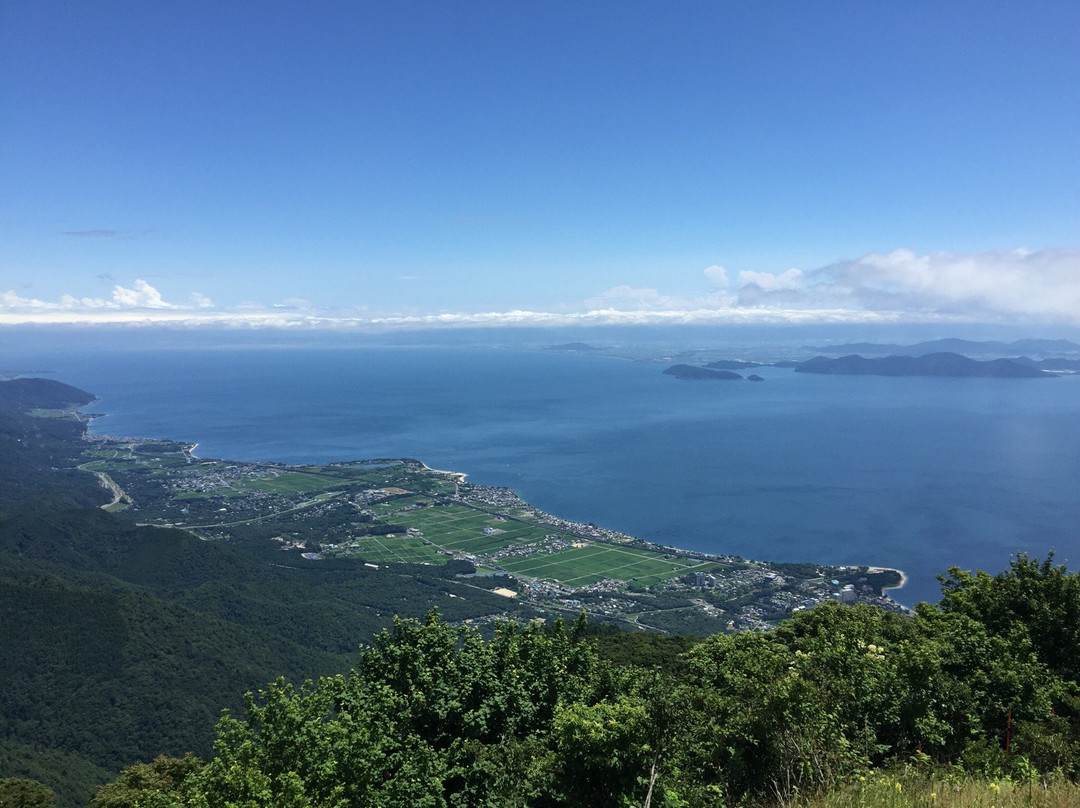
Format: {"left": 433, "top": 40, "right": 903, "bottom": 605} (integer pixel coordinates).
{"left": 867, "top": 565, "right": 908, "bottom": 592}
{"left": 419, "top": 461, "right": 467, "bottom": 481}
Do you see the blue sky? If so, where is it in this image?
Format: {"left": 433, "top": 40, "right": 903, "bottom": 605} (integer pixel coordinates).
{"left": 2, "top": 1, "right": 1078, "bottom": 329}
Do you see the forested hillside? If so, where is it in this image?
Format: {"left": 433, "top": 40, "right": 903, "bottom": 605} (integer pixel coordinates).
{"left": 91, "top": 571, "right": 1080, "bottom": 808}
{"left": 4, "top": 377, "right": 1080, "bottom": 807}
{"left": 0, "top": 379, "right": 533, "bottom": 807}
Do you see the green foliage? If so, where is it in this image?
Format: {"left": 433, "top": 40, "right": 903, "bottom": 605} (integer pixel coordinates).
{"left": 0, "top": 739, "right": 112, "bottom": 808}
{"left": 89, "top": 584, "right": 1080, "bottom": 808}
{"left": 0, "top": 556, "right": 349, "bottom": 773}
{"left": 11, "top": 377, "right": 1080, "bottom": 806}
{"left": 587, "top": 626, "right": 701, "bottom": 676}
{"left": 938, "top": 553, "right": 1080, "bottom": 683}
{"left": 89, "top": 755, "right": 203, "bottom": 808}
{"left": 1012, "top": 712, "right": 1080, "bottom": 780}
{"left": 0, "top": 778, "right": 55, "bottom": 808}
{"left": 552, "top": 697, "right": 650, "bottom": 807}
{"left": 179, "top": 612, "right": 611, "bottom": 808}
{"left": 685, "top": 629, "right": 860, "bottom": 804}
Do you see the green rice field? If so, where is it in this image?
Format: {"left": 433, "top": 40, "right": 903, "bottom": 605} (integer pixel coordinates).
{"left": 499, "top": 543, "right": 709, "bottom": 586}
{"left": 387, "top": 505, "right": 551, "bottom": 550}
{"left": 93, "top": 442, "right": 706, "bottom": 590}
{"left": 238, "top": 470, "right": 347, "bottom": 495}
{"left": 363, "top": 501, "right": 707, "bottom": 587}
{"left": 339, "top": 534, "right": 447, "bottom": 565}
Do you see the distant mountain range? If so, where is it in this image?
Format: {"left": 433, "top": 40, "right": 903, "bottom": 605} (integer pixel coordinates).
{"left": 801, "top": 338, "right": 1080, "bottom": 357}
{"left": 795, "top": 352, "right": 1050, "bottom": 378}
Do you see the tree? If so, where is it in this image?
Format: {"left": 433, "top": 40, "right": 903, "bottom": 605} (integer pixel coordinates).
{"left": 184, "top": 611, "right": 608, "bottom": 808}
{"left": 937, "top": 553, "right": 1080, "bottom": 684}
{"left": 89, "top": 756, "right": 203, "bottom": 808}
{"left": 190, "top": 676, "right": 445, "bottom": 808}
{"left": 551, "top": 696, "right": 649, "bottom": 808}
{"left": 684, "top": 629, "right": 857, "bottom": 805}
{"left": 0, "top": 778, "right": 55, "bottom": 808}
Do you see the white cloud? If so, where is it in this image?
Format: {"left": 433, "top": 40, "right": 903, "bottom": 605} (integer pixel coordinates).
{"left": 2, "top": 290, "right": 49, "bottom": 310}
{"left": 1, "top": 279, "right": 213, "bottom": 318}
{"left": 737, "top": 268, "right": 804, "bottom": 291}
{"left": 585, "top": 284, "right": 735, "bottom": 312}
{"left": 111, "top": 279, "right": 170, "bottom": 308}
{"left": 272, "top": 297, "right": 318, "bottom": 311}
{"left": 741, "top": 247, "right": 1080, "bottom": 322}
{"left": 703, "top": 264, "right": 729, "bottom": 286}
{"left": 364, "top": 307, "right": 901, "bottom": 328}
{"left": 3, "top": 247, "right": 1079, "bottom": 328}
{"left": 585, "top": 286, "right": 687, "bottom": 311}
{"left": 588, "top": 249, "right": 1080, "bottom": 325}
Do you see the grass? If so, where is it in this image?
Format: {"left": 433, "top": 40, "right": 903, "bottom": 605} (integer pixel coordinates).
{"left": 387, "top": 505, "right": 551, "bottom": 549}
{"left": 82, "top": 440, "right": 710, "bottom": 589}
{"left": 167, "top": 468, "right": 353, "bottom": 499}
{"left": 370, "top": 502, "right": 709, "bottom": 587}
{"left": 799, "top": 769, "right": 1080, "bottom": 808}
{"left": 501, "top": 543, "right": 709, "bottom": 586}
{"left": 237, "top": 470, "right": 345, "bottom": 495}
{"left": 333, "top": 534, "right": 447, "bottom": 565}
{"left": 369, "top": 495, "right": 429, "bottom": 514}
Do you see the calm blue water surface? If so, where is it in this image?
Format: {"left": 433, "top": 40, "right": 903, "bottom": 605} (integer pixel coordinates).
{"left": 9, "top": 344, "right": 1080, "bottom": 606}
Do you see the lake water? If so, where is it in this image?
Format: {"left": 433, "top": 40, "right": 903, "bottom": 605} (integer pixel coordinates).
{"left": 7, "top": 342, "right": 1080, "bottom": 606}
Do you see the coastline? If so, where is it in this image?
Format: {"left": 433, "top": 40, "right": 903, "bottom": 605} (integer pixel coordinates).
{"left": 74, "top": 399, "right": 912, "bottom": 620}
{"left": 868, "top": 565, "right": 909, "bottom": 594}
{"left": 419, "top": 460, "right": 467, "bottom": 482}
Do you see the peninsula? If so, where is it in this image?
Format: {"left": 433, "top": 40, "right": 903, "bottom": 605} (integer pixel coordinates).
{"left": 3, "top": 377, "right": 905, "bottom": 637}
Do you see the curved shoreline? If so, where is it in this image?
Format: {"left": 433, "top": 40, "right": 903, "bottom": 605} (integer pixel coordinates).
{"left": 419, "top": 460, "right": 467, "bottom": 482}
{"left": 77, "top": 406, "right": 911, "bottom": 613}
{"left": 868, "top": 565, "right": 908, "bottom": 593}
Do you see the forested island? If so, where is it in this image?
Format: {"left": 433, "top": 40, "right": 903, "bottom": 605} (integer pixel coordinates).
{"left": 663, "top": 364, "right": 745, "bottom": 380}
{"left": 662, "top": 351, "right": 1064, "bottom": 384}
{"left": 795, "top": 352, "right": 1050, "bottom": 378}
{"left": 4, "top": 376, "right": 1080, "bottom": 808}
{"left": 555, "top": 336, "right": 1080, "bottom": 370}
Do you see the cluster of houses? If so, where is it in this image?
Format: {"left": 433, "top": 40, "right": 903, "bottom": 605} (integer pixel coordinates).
{"left": 481, "top": 534, "right": 574, "bottom": 566}
{"left": 455, "top": 482, "right": 530, "bottom": 511}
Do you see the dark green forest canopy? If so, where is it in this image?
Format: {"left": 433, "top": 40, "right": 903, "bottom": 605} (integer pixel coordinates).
{"left": 0, "top": 380, "right": 106, "bottom": 515}
{"left": 92, "top": 582, "right": 1080, "bottom": 808}
{"left": 0, "top": 378, "right": 95, "bottom": 409}
{"left": 0, "top": 378, "right": 533, "bottom": 806}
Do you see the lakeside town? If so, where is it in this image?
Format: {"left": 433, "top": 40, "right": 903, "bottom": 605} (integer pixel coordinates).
{"left": 82, "top": 433, "right": 907, "bottom": 634}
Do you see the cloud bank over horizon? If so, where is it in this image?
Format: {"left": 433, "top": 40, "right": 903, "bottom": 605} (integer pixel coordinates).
{"left": 3, "top": 247, "right": 1079, "bottom": 330}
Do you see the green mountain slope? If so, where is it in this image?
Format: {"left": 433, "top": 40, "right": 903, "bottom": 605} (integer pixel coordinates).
{"left": 0, "top": 378, "right": 528, "bottom": 805}
{"left": 0, "top": 555, "right": 349, "bottom": 767}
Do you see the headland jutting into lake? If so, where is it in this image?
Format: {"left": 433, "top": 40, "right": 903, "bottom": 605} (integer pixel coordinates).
{"left": 77, "top": 395, "right": 907, "bottom": 634}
